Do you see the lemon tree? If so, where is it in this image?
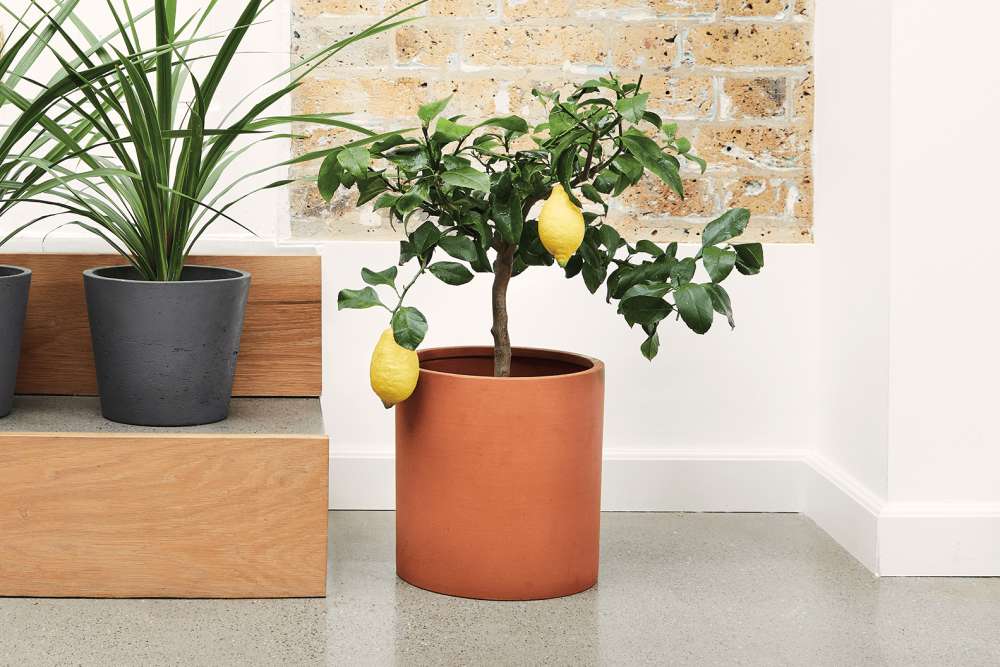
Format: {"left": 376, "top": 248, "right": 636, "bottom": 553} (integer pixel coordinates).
{"left": 324, "top": 75, "right": 765, "bottom": 380}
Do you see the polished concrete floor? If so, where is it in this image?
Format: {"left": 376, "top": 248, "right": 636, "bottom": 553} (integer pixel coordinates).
{"left": 2, "top": 512, "right": 999, "bottom": 666}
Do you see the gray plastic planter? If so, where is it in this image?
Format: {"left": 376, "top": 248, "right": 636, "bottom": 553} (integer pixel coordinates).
{"left": 83, "top": 265, "right": 251, "bottom": 427}
{"left": 0, "top": 266, "right": 31, "bottom": 418}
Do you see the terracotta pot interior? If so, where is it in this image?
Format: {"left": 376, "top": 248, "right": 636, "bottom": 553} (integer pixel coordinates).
{"left": 420, "top": 351, "right": 593, "bottom": 378}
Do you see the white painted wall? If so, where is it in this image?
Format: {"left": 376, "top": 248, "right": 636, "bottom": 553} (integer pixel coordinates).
{"left": 812, "top": 0, "right": 892, "bottom": 501}
{"left": 887, "top": 0, "right": 1000, "bottom": 505}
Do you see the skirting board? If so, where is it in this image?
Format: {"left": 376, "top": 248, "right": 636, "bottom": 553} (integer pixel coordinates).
{"left": 330, "top": 449, "right": 1000, "bottom": 577}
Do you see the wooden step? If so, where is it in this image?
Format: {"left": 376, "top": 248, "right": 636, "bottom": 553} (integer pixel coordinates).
{"left": 0, "top": 397, "right": 329, "bottom": 599}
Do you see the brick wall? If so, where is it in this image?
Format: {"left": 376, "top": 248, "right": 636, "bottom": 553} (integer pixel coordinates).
{"left": 290, "top": 0, "right": 814, "bottom": 243}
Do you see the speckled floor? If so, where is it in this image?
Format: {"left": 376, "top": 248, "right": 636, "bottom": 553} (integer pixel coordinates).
{"left": 1, "top": 512, "right": 998, "bottom": 666}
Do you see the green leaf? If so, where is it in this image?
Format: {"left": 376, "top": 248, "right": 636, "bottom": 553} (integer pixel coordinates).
{"left": 562, "top": 254, "right": 582, "bottom": 280}
{"left": 582, "top": 262, "right": 607, "bottom": 294}
{"left": 707, "top": 283, "right": 736, "bottom": 329}
{"left": 477, "top": 116, "right": 529, "bottom": 133}
{"left": 554, "top": 149, "right": 581, "bottom": 206}
{"left": 418, "top": 96, "right": 452, "bottom": 125}
{"left": 593, "top": 171, "right": 617, "bottom": 194}
{"left": 355, "top": 175, "right": 387, "bottom": 206}
{"left": 392, "top": 307, "right": 428, "bottom": 350}
{"left": 441, "top": 167, "right": 491, "bottom": 193}
{"left": 734, "top": 243, "right": 765, "bottom": 275}
{"left": 612, "top": 154, "right": 644, "bottom": 183}
{"left": 618, "top": 283, "right": 670, "bottom": 304}
{"left": 338, "top": 287, "right": 384, "bottom": 310}
{"left": 674, "top": 284, "right": 714, "bottom": 334}
{"left": 317, "top": 152, "right": 342, "bottom": 202}
{"left": 621, "top": 295, "right": 672, "bottom": 328}
{"left": 579, "top": 233, "right": 603, "bottom": 268}
{"left": 361, "top": 266, "right": 398, "bottom": 288}
{"left": 581, "top": 184, "right": 605, "bottom": 208}
{"left": 429, "top": 261, "right": 474, "bottom": 285}
{"left": 641, "top": 333, "right": 660, "bottom": 361}
{"left": 438, "top": 235, "right": 479, "bottom": 262}
{"left": 635, "top": 239, "right": 663, "bottom": 257}
{"left": 616, "top": 92, "right": 650, "bottom": 123}
{"left": 643, "top": 110, "right": 663, "bottom": 129}
{"left": 670, "top": 257, "right": 696, "bottom": 285}
{"left": 337, "top": 146, "right": 371, "bottom": 179}
{"left": 434, "top": 117, "right": 474, "bottom": 144}
{"left": 620, "top": 133, "right": 684, "bottom": 198}
{"left": 495, "top": 193, "right": 525, "bottom": 244}
{"left": 702, "top": 246, "right": 737, "bottom": 283}
{"left": 702, "top": 209, "right": 751, "bottom": 247}
{"left": 599, "top": 225, "right": 622, "bottom": 252}
{"left": 411, "top": 221, "right": 441, "bottom": 254}
{"left": 371, "top": 134, "right": 416, "bottom": 154}
{"left": 685, "top": 153, "right": 707, "bottom": 174}
{"left": 396, "top": 181, "right": 431, "bottom": 216}
{"left": 441, "top": 156, "right": 471, "bottom": 172}
{"left": 373, "top": 193, "right": 399, "bottom": 210}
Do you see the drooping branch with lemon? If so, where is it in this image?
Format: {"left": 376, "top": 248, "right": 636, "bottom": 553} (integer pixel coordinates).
{"left": 322, "top": 76, "right": 765, "bottom": 407}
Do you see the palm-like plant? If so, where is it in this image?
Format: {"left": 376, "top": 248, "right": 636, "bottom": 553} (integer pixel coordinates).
{"left": 0, "top": 1, "right": 145, "bottom": 221}
{"left": 0, "top": 0, "right": 423, "bottom": 281}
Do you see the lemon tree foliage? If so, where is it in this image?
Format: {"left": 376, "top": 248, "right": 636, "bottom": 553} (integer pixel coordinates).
{"left": 327, "top": 76, "right": 765, "bottom": 376}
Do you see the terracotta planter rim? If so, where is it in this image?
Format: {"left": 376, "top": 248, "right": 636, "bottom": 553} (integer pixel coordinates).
{"left": 416, "top": 345, "right": 604, "bottom": 381}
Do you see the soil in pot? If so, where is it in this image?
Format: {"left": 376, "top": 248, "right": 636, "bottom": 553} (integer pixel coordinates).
{"left": 395, "top": 346, "right": 605, "bottom": 601}
{"left": 0, "top": 266, "right": 31, "bottom": 418}
{"left": 83, "top": 265, "right": 250, "bottom": 427}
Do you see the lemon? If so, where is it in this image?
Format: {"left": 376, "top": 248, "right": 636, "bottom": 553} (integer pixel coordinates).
{"left": 538, "top": 183, "right": 585, "bottom": 267}
{"left": 370, "top": 328, "right": 419, "bottom": 409}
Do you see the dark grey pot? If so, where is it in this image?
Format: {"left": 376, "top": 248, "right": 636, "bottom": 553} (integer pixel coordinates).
{"left": 0, "top": 266, "right": 31, "bottom": 419}
{"left": 83, "top": 265, "right": 251, "bottom": 427}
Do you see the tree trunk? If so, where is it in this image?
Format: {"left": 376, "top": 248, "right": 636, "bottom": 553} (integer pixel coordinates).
{"left": 491, "top": 244, "right": 515, "bottom": 377}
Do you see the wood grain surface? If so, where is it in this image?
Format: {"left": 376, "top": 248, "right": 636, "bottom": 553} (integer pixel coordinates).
{"left": 0, "top": 254, "right": 322, "bottom": 397}
{"left": 0, "top": 433, "right": 329, "bottom": 598}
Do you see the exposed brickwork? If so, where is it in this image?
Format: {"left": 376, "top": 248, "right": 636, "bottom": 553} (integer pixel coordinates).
{"left": 290, "top": 0, "right": 814, "bottom": 243}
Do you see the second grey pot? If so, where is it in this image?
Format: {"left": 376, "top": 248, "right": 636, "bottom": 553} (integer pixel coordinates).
{"left": 83, "top": 265, "right": 251, "bottom": 427}
{"left": 0, "top": 266, "right": 31, "bottom": 418}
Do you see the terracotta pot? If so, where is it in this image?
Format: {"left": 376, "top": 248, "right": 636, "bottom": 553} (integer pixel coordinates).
{"left": 395, "top": 346, "right": 605, "bottom": 601}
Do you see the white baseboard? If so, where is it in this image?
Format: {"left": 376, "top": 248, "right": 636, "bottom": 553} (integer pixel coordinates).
{"left": 329, "top": 448, "right": 806, "bottom": 513}
{"left": 329, "top": 449, "right": 1000, "bottom": 576}
{"left": 801, "top": 453, "right": 881, "bottom": 573}
{"left": 330, "top": 450, "right": 395, "bottom": 511}
{"left": 600, "top": 449, "right": 803, "bottom": 512}
{"left": 878, "top": 503, "right": 1000, "bottom": 576}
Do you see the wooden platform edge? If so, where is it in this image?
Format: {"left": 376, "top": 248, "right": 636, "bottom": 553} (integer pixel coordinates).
{"left": 0, "top": 432, "right": 330, "bottom": 599}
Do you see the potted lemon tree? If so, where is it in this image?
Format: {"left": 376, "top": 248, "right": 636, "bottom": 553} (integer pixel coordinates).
{"left": 325, "top": 76, "right": 766, "bottom": 600}
{"left": 0, "top": 0, "right": 420, "bottom": 426}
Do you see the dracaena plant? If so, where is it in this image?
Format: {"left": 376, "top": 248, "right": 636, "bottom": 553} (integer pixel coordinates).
{"left": 0, "top": 1, "right": 137, "bottom": 218}
{"left": 327, "top": 74, "right": 765, "bottom": 377}
{"left": 0, "top": 0, "right": 424, "bottom": 281}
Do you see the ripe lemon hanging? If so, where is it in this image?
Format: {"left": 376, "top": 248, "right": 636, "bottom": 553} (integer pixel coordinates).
{"left": 538, "top": 183, "right": 585, "bottom": 267}
{"left": 370, "top": 327, "right": 419, "bottom": 409}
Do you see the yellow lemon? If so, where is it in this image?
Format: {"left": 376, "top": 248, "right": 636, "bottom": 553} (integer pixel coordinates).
{"left": 538, "top": 183, "right": 585, "bottom": 267}
{"left": 370, "top": 328, "right": 419, "bottom": 409}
